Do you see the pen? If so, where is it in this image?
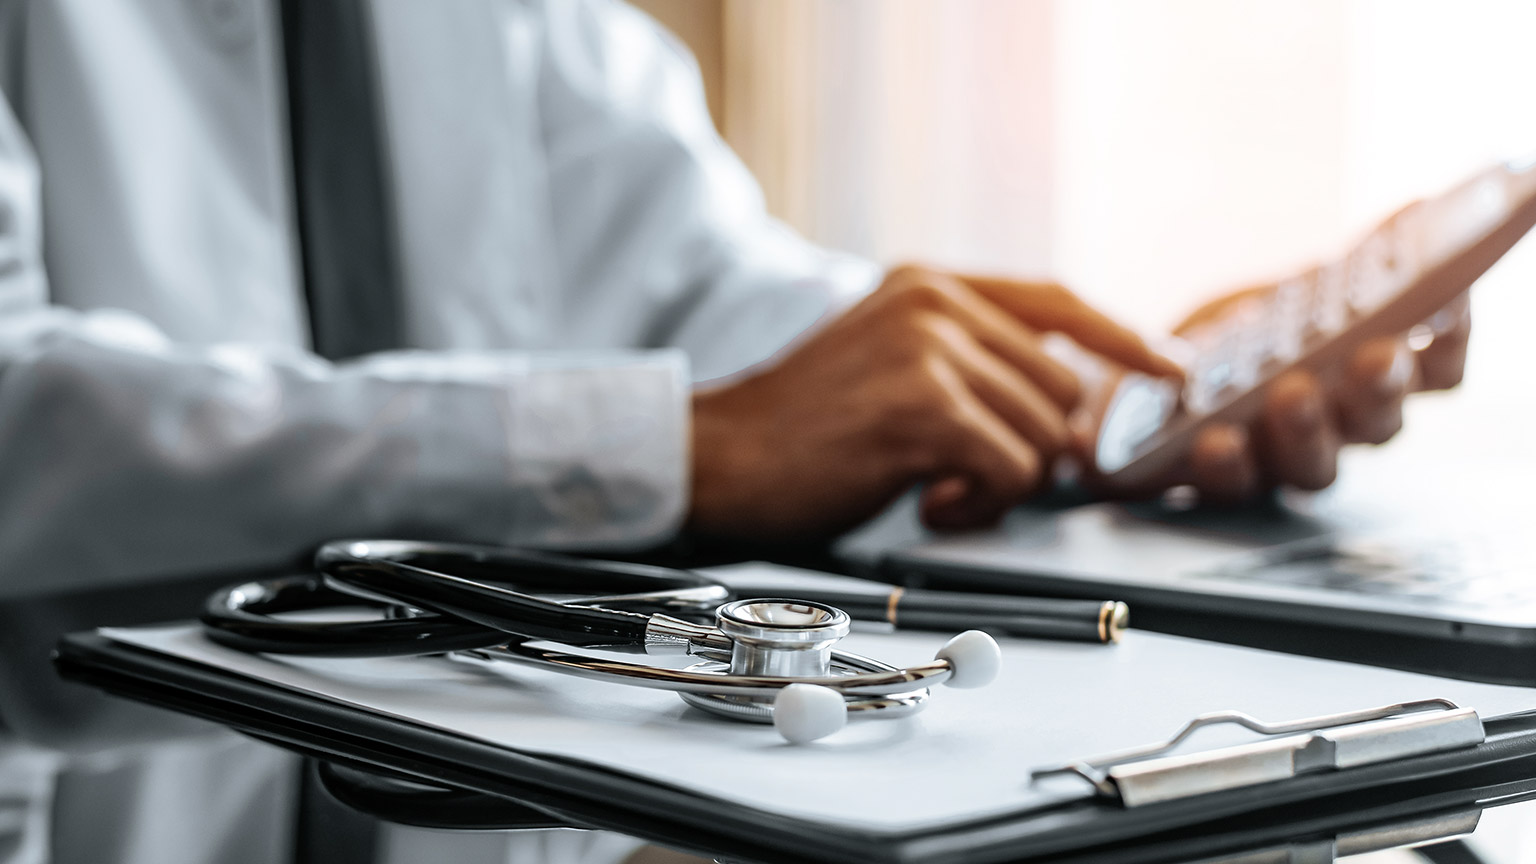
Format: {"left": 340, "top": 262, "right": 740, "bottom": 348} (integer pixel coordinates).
{"left": 730, "top": 583, "right": 1129, "bottom": 644}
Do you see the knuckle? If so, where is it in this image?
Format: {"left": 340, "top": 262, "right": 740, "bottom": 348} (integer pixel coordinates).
{"left": 890, "top": 309, "right": 957, "bottom": 357}
{"left": 888, "top": 271, "right": 951, "bottom": 310}
{"left": 1369, "top": 421, "right": 1403, "bottom": 446}
{"left": 884, "top": 359, "right": 958, "bottom": 424}
{"left": 886, "top": 263, "right": 932, "bottom": 286}
{"left": 910, "top": 307, "right": 953, "bottom": 337}
{"left": 1370, "top": 415, "right": 1406, "bottom": 442}
{"left": 1291, "top": 461, "right": 1338, "bottom": 492}
{"left": 908, "top": 281, "right": 951, "bottom": 310}
{"left": 1051, "top": 372, "right": 1084, "bottom": 410}
{"left": 1425, "top": 364, "right": 1465, "bottom": 391}
{"left": 1003, "top": 450, "right": 1044, "bottom": 494}
{"left": 969, "top": 432, "right": 1041, "bottom": 494}
{"left": 1017, "top": 402, "right": 1070, "bottom": 458}
{"left": 919, "top": 367, "right": 967, "bottom": 416}
{"left": 1356, "top": 410, "right": 1403, "bottom": 446}
{"left": 1040, "top": 417, "right": 1071, "bottom": 456}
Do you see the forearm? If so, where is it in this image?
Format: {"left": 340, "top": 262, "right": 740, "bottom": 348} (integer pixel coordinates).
{"left": 0, "top": 308, "right": 689, "bottom": 592}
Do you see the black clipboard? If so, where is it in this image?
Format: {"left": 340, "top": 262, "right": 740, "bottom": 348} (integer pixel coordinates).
{"left": 53, "top": 628, "right": 1536, "bottom": 864}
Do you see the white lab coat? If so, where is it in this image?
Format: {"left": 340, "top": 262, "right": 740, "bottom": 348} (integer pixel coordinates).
{"left": 0, "top": 0, "right": 878, "bottom": 862}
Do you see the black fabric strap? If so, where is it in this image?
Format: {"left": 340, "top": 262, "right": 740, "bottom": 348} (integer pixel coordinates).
{"left": 279, "top": 0, "right": 403, "bottom": 360}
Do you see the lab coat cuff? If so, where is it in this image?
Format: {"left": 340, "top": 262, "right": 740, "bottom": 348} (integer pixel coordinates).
{"left": 686, "top": 252, "right": 884, "bottom": 386}
{"left": 502, "top": 349, "right": 690, "bottom": 550}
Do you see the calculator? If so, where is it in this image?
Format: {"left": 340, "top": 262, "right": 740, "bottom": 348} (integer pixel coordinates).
{"left": 1092, "top": 155, "right": 1536, "bottom": 489}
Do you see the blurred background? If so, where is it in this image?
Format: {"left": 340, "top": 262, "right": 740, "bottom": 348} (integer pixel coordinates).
{"left": 619, "top": 12, "right": 1536, "bottom": 860}
{"left": 635, "top": 0, "right": 1536, "bottom": 401}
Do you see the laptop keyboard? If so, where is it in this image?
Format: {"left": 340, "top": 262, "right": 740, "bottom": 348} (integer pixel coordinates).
{"left": 1192, "top": 528, "right": 1536, "bottom": 610}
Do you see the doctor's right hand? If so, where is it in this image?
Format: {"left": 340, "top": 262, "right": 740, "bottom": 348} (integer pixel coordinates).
{"left": 688, "top": 265, "right": 1182, "bottom": 540}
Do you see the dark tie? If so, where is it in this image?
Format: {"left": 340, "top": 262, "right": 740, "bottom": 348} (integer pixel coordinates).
{"left": 279, "top": 0, "right": 403, "bottom": 360}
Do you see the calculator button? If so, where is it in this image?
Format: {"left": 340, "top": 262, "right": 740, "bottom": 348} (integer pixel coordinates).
{"left": 1185, "top": 328, "right": 1245, "bottom": 415}
{"left": 1348, "top": 233, "right": 1392, "bottom": 313}
{"left": 1385, "top": 211, "right": 1420, "bottom": 288}
{"left": 1228, "top": 311, "right": 1268, "bottom": 387}
{"left": 1270, "top": 278, "right": 1308, "bottom": 361}
{"left": 1308, "top": 263, "right": 1348, "bottom": 338}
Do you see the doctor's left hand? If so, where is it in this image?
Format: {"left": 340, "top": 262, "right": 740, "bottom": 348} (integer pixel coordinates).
{"left": 1162, "top": 287, "right": 1471, "bottom": 504}
{"left": 688, "top": 265, "right": 1183, "bottom": 540}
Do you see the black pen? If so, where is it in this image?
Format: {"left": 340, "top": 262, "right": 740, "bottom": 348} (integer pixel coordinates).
{"left": 729, "top": 583, "right": 1129, "bottom": 644}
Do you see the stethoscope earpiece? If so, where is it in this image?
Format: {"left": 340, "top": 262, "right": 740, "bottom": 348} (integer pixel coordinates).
{"left": 773, "top": 684, "right": 847, "bottom": 744}
{"left": 936, "top": 630, "right": 1003, "bottom": 689}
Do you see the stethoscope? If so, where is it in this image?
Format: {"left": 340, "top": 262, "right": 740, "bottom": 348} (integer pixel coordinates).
{"left": 201, "top": 539, "right": 1001, "bottom": 743}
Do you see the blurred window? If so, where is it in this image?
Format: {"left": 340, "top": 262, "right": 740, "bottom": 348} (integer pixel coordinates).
{"left": 718, "top": 0, "right": 1536, "bottom": 399}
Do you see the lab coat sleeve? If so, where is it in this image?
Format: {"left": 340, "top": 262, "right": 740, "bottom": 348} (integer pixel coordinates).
{"left": 0, "top": 94, "right": 689, "bottom": 601}
{"left": 538, "top": 0, "right": 885, "bottom": 383}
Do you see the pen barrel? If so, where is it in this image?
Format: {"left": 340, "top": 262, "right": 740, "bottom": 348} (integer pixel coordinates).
{"left": 890, "top": 607, "right": 1111, "bottom": 643}
{"left": 896, "top": 590, "right": 1106, "bottom": 618}
{"left": 891, "top": 591, "right": 1123, "bottom": 643}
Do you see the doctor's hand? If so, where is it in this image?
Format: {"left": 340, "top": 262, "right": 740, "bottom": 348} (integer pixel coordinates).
{"left": 1131, "top": 287, "right": 1472, "bottom": 504}
{"left": 688, "top": 265, "right": 1183, "bottom": 540}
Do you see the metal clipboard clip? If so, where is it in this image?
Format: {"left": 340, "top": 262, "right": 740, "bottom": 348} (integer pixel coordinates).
{"left": 1031, "top": 699, "right": 1484, "bottom": 808}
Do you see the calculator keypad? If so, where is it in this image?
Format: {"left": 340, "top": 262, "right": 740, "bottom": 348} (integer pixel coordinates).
{"left": 1093, "top": 157, "right": 1536, "bottom": 486}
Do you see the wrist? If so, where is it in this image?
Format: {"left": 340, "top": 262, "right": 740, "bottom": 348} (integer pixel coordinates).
{"left": 688, "top": 386, "right": 748, "bottom": 537}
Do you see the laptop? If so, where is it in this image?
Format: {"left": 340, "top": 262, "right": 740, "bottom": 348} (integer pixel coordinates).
{"left": 837, "top": 392, "right": 1536, "bottom": 684}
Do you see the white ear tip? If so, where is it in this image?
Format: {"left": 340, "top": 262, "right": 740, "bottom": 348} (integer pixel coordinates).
{"left": 773, "top": 684, "right": 847, "bottom": 744}
{"left": 936, "top": 630, "right": 1001, "bottom": 689}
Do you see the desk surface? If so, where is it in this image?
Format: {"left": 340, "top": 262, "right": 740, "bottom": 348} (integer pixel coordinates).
{"left": 302, "top": 774, "right": 1536, "bottom": 864}
{"left": 1356, "top": 793, "right": 1536, "bottom": 864}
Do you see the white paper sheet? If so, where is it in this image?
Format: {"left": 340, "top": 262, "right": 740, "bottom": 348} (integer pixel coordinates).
{"left": 102, "top": 569, "right": 1536, "bottom": 835}
{"left": 701, "top": 561, "right": 896, "bottom": 597}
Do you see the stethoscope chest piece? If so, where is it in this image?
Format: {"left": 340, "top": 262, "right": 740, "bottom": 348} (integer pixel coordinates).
{"left": 680, "top": 598, "right": 931, "bottom": 743}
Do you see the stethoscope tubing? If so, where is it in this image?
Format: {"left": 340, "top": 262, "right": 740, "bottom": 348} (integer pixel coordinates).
{"left": 204, "top": 575, "right": 508, "bottom": 657}
{"left": 478, "top": 642, "right": 952, "bottom": 697}
{"left": 321, "top": 549, "right": 650, "bottom": 649}
{"left": 203, "top": 540, "right": 729, "bottom": 656}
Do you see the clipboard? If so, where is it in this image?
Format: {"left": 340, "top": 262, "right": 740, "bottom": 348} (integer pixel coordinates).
{"left": 53, "top": 617, "right": 1536, "bottom": 864}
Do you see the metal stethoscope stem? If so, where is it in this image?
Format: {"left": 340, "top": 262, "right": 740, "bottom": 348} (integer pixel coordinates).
{"left": 485, "top": 638, "right": 955, "bottom": 698}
